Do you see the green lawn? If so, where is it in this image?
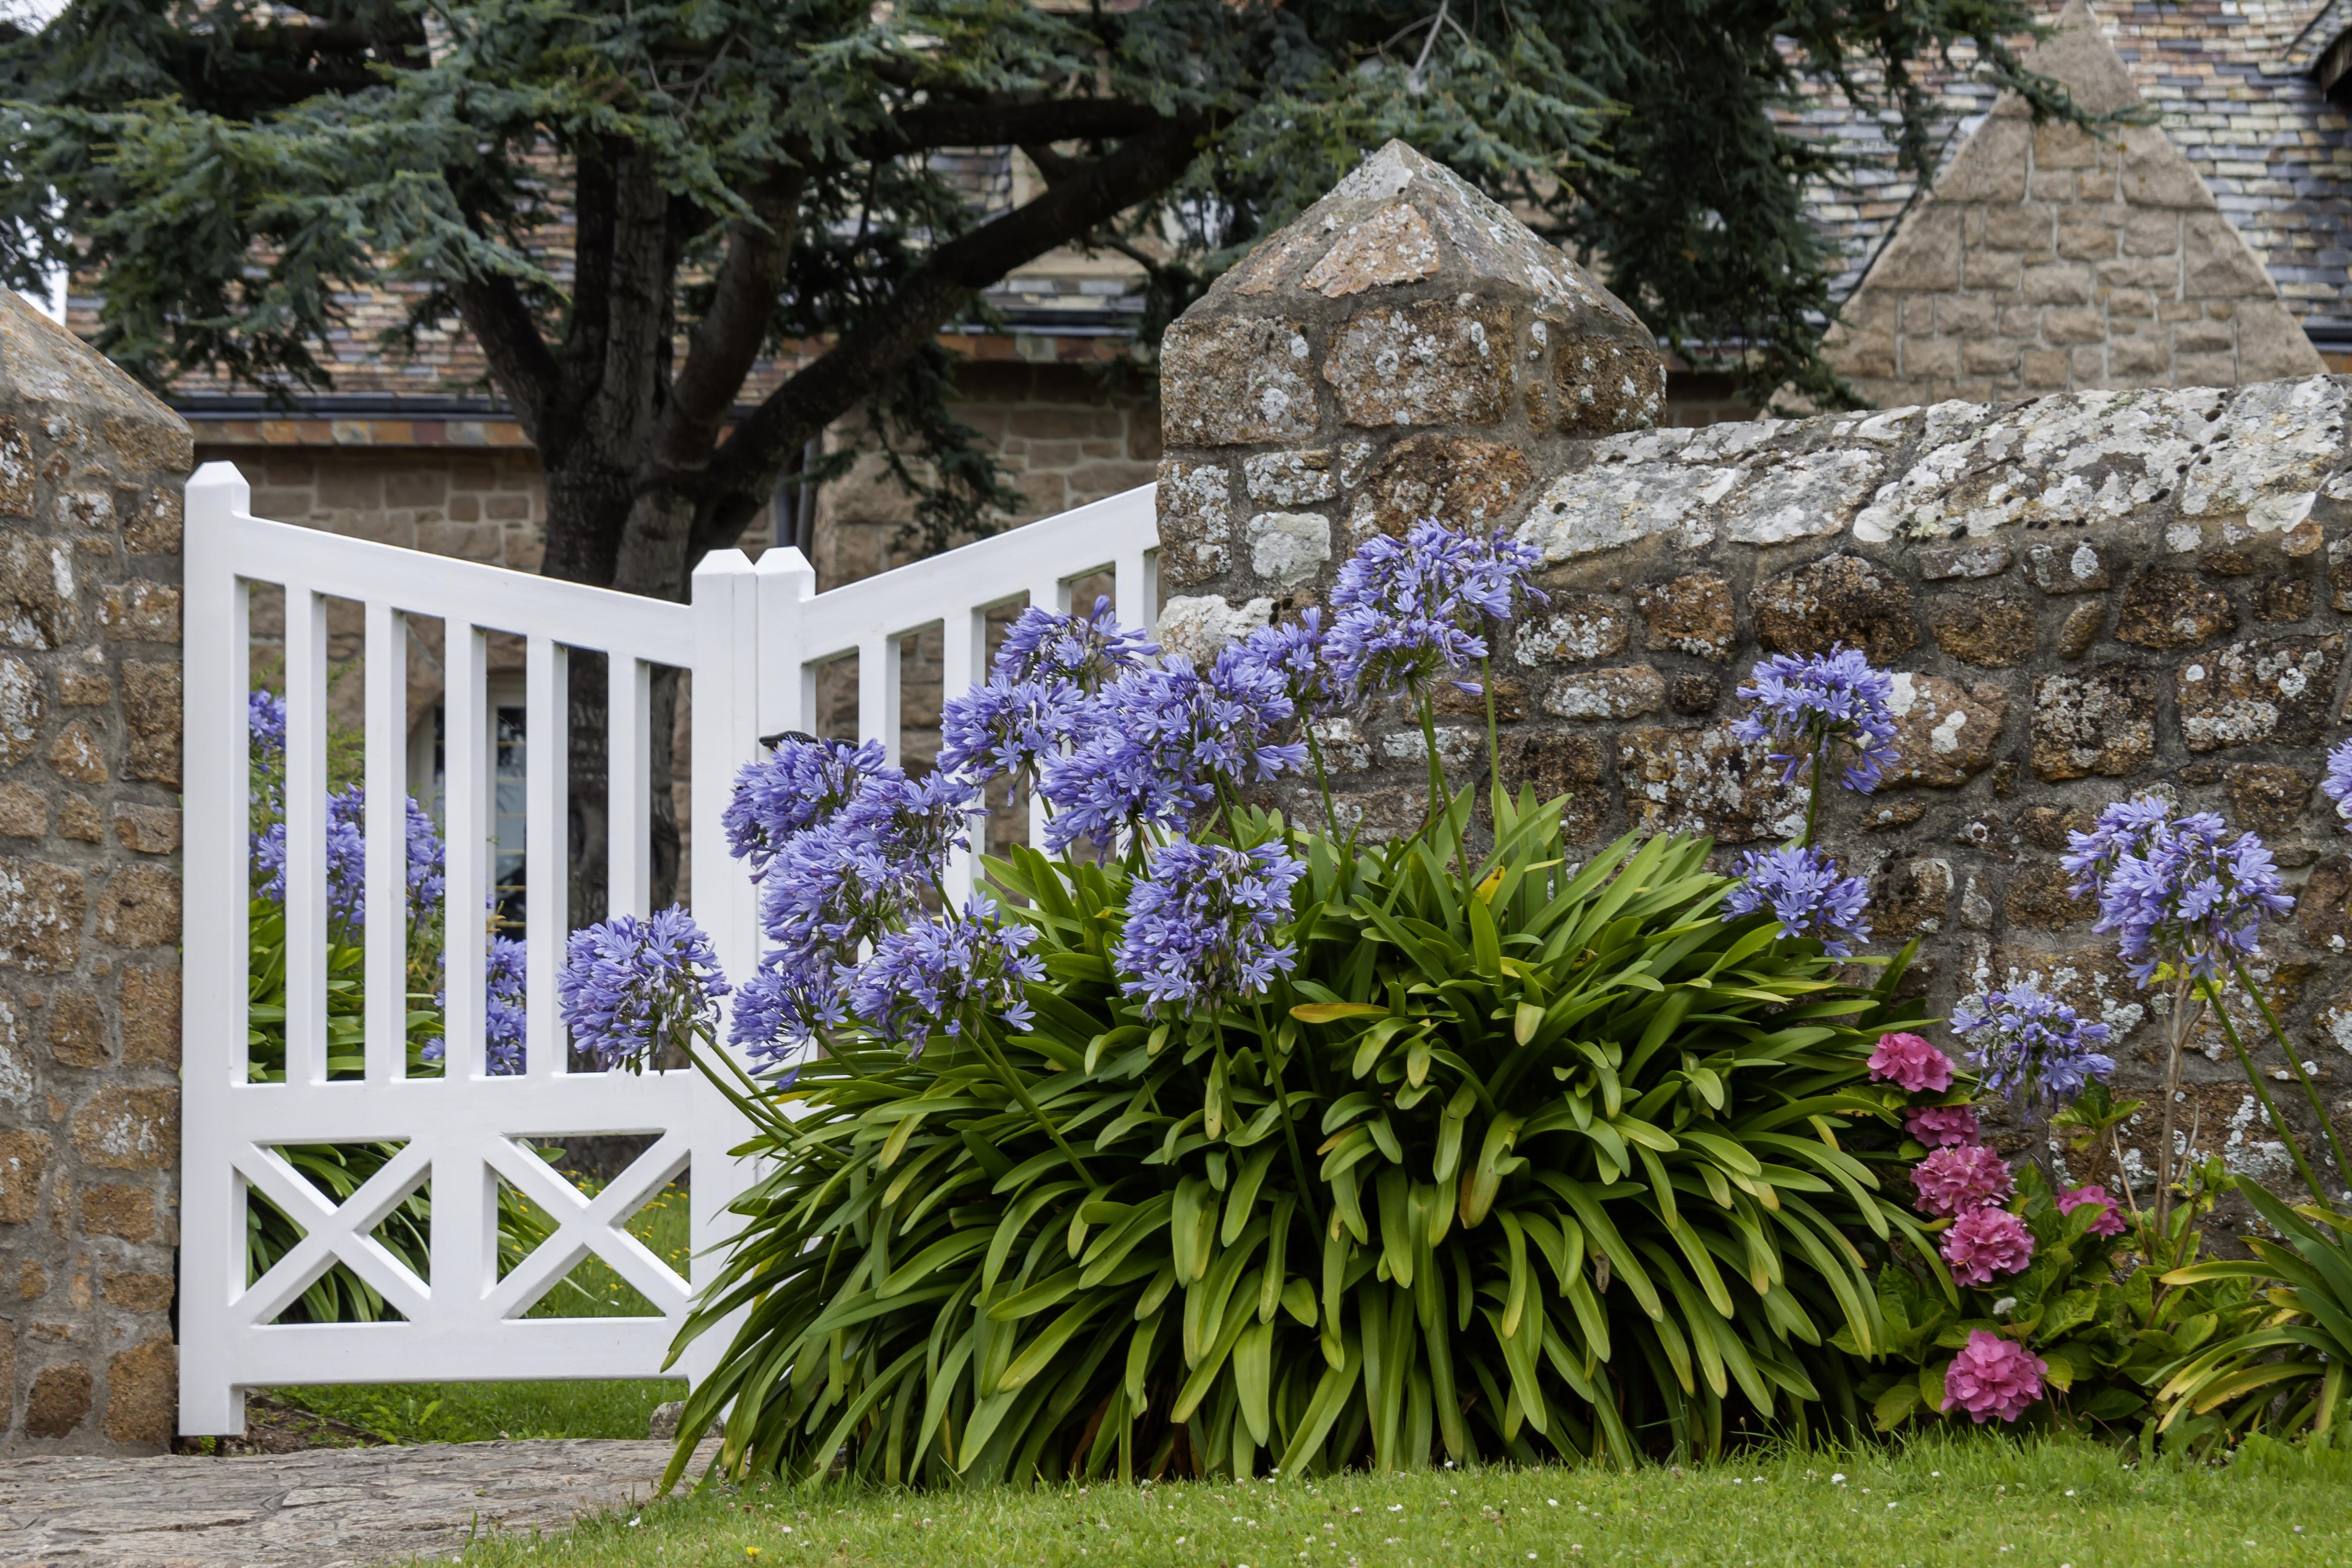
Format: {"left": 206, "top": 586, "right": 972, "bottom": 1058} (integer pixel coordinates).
{"left": 430, "top": 1433, "right": 2352, "bottom": 1568}
{"left": 275, "top": 1182, "right": 690, "bottom": 1443}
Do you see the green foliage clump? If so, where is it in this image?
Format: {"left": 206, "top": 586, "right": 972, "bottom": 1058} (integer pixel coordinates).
{"left": 667, "top": 791, "right": 1949, "bottom": 1486}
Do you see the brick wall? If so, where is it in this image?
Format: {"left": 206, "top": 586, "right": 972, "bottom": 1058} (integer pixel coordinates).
{"left": 0, "top": 293, "right": 191, "bottom": 1454}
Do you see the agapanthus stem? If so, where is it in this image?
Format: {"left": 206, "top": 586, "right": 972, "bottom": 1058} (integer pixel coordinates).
{"left": 1303, "top": 720, "right": 1340, "bottom": 846}
{"left": 1254, "top": 1001, "right": 1323, "bottom": 1235}
{"left": 968, "top": 1015, "right": 1094, "bottom": 1186}
{"left": 2154, "top": 974, "right": 2203, "bottom": 1238}
{"left": 2229, "top": 957, "right": 2352, "bottom": 1198}
{"left": 1803, "top": 737, "right": 1824, "bottom": 850}
{"left": 1415, "top": 690, "right": 1470, "bottom": 887}
{"left": 1481, "top": 652, "right": 1502, "bottom": 825}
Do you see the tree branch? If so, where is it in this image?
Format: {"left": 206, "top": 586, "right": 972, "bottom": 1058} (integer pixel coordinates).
{"left": 448, "top": 274, "right": 558, "bottom": 445}
{"left": 549, "top": 147, "right": 619, "bottom": 453}
{"left": 655, "top": 174, "right": 804, "bottom": 474}
{"left": 871, "top": 98, "right": 1165, "bottom": 157}
{"left": 688, "top": 116, "right": 1203, "bottom": 554}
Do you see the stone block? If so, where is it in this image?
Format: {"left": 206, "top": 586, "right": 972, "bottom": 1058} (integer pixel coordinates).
{"left": 1872, "top": 856, "right": 1953, "bottom": 940}
{"left": 1935, "top": 294, "right": 1999, "bottom": 337}
{"left": 2043, "top": 306, "right": 2105, "bottom": 344}
{"left": 2115, "top": 567, "right": 2237, "bottom": 649}
{"left": 2031, "top": 666, "right": 2156, "bottom": 781}
{"left": 25, "top": 1361, "right": 90, "bottom": 1439}
{"left": 2175, "top": 635, "right": 2343, "bottom": 751}
{"left": 1982, "top": 204, "right": 2054, "bottom": 252}
{"left": 1552, "top": 336, "right": 1666, "bottom": 437}
{"left": 1243, "top": 449, "right": 1337, "bottom": 507}
{"left": 1154, "top": 459, "right": 1232, "bottom": 588}
{"left": 52, "top": 664, "right": 109, "bottom": 706}
{"left": 1940, "top": 117, "right": 2030, "bottom": 202}
{"left": 56, "top": 796, "right": 99, "bottom": 843}
{"left": 2056, "top": 223, "right": 2117, "bottom": 260}
{"left": 1882, "top": 675, "right": 2007, "bottom": 789}
{"left": 2108, "top": 334, "right": 2168, "bottom": 378}
{"left": 1917, "top": 543, "right": 2012, "bottom": 581}
{"left": 68, "top": 1085, "right": 178, "bottom": 1171}
{"left": 1244, "top": 511, "right": 1331, "bottom": 587}
{"left": 1927, "top": 594, "right": 2035, "bottom": 667}
{"left": 2024, "top": 542, "right": 2110, "bottom": 596}
{"left": 2237, "top": 300, "right": 2326, "bottom": 382}
{"left": 1985, "top": 941, "right": 2145, "bottom": 1040}
{"left": 103, "top": 1336, "right": 175, "bottom": 1446}
{"left": 1669, "top": 672, "right": 1721, "bottom": 715}
{"left": 2004, "top": 865, "right": 2097, "bottom": 931}
{"left": 0, "top": 1126, "right": 49, "bottom": 1224}
{"left": 2225, "top": 763, "right": 2313, "bottom": 835}
{"left": 1869, "top": 206, "right": 1965, "bottom": 290}
{"left": 1542, "top": 665, "right": 1666, "bottom": 721}
{"left": 2022, "top": 264, "right": 2094, "bottom": 305}
{"left": 97, "top": 582, "right": 180, "bottom": 642}
{"left": 1752, "top": 553, "right": 1917, "bottom": 663}
{"left": 1633, "top": 573, "right": 1736, "bottom": 661}
{"left": 1615, "top": 721, "right": 1805, "bottom": 844}
{"left": 100, "top": 1270, "right": 173, "bottom": 1314}
{"left": 1905, "top": 338, "right": 1960, "bottom": 379}
{"left": 1963, "top": 249, "right": 2021, "bottom": 293}
{"left": 46, "top": 990, "right": 106, "bottom": 1069}
{"left": 2021, "top": 349, "right": 2070, "bottom": 389}
{"left": 1154, "top": 593, "right": 1272, "bottom": 666}
{"left": 2184, "top": 213, "right": 2275, "bottom": 295}
{"left": 0, "top": 655, "right": 41, "bottom": 773}
{"left": 121, "top": 661, "right": 181, "bottom": 785}
{"left": 77, "top": 1182, "right": 154, "bottom": 1242}
{"left": 1160, "top": 316, "right": 1319, "bottom": 446}
{"left": 46, "top": 720, "right": 106, "bottom": 784}
{"left": 0, "top": 781, "right": 45, "bottom": 837}
{"left": 111, "top": 804, "right": 180, "bottom": 854}
{"left": 95, "top": 864, "right": 179, "bottom": 949}
{"left": 1496, "top": 730, "right": 1612, "bottom": 842}
{"left": 1345, "top": 433, "right": 1534, "bottom": 539}
{"left": 1513, "top": 594, "right": 1630, "bottom": 663}
{"left": 119, "top": 967, "right": 178, "bottom": 1070}
{"left": 1325, "top": 298, "right": 1515, "bottom": 428}
{"left": 1434, "top": 676, "right": 1528, "bottom": 723}
{"left": 2258, "top": 575, "right": 2314, "bottom": 623}
{"left": 2174, "top": 352, "right": 2235, "bottom": 388}
{"left": 0, "top": 857, "right": 86, "bottom": 973}
{"left": 1963, "top": 340, "right": 2020, "bottom": 375}
{"left": 0, "top": 528, "right": 79, "bottom": 649}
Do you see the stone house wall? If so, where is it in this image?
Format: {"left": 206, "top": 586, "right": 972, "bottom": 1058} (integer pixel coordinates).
{"left": 1156, "top": 140, "right": 2352, "bottom": 1209}
{"left": 0, "top": 293, "right": 191, "bottom": 1454}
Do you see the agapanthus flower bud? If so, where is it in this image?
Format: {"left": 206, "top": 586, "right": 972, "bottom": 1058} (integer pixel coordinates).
{"left": 1941, "top": 1206, "right": 2035, "bottom": 1286}
{"left": 2057, "top": 1184, "right": 2128, "bottom": 1238}
{"left": 1910, "top": 1144, "right": 2014, "bottom": 1218}
{"left": 1940, "top": 1329, "right": 2045, "bottom": 1423}
{"left": 1868, "top": 1031, "right": 1956, "bottom": 1094}
{"left": 557, "top": 907, "right": 730, "bottom": 1072}
{"left": 1721, "top": 844, "right": 1871, "bottom": 958}
{"left": 1904, "top": 1104, "right": 1982, "bottom": 1149}
{"left": 1731, "top": 646, "right": 1898, "bottom": 793}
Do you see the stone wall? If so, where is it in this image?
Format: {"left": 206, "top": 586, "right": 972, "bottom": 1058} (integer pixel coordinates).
{"left": 1157, "top": 139, "right": 2352, "bottom": 1207}
{"left": 0, "top": 292, "right": 191, "bottom": 1453}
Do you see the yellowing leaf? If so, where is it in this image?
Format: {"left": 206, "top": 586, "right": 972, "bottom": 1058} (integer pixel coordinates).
{"left": 1290, "top": 1002, "right": 1388, "bottom": 1024}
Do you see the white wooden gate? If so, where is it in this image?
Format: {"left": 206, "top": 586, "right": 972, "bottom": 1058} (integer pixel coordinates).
{"left": 177, "top": 460, "right": 1158, "bottom": 1433}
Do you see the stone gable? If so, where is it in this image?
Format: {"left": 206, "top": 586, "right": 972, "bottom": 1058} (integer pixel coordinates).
{"left": 1824, "top": 0, "right": 2325, "bottom": 405}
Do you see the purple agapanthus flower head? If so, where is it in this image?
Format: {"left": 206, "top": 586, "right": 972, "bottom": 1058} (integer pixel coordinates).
{"left": 557, "top": 906, "right": 730, "bottom": 1072}
{"left": 1039, "top": 653, "right": 1306, "bottom": 856}
{"left": 723, "top": 736, "right": 883, "bottom": 879}
{"left": 1114, "top": 840, "right": 1306, "bottom": 1017}
{"left": 1224, "top": 610, "right": 1344, "bottom": 719}
{"left": 992, "top": 597, "right": 1156, "bottom": 692}
{"left": 836, "top": 768, "right": 982, "bottom": 885}
{"left": 2060, "top": 796, "right": 2294, "bottom": 984}
{"left": 728, "top": 950, "right": 846, "bottom": 1070}
{"left": 252, "top": 783, "right": 444, "bottom": 932}
{"left": 847, "top": 898, "right": 1044, "bottom": 1055}
{"left": 1324, "top": 520, "right": 1545, "bottom": 699}
{"left": 1720, "top": 843, "right": 1872, "bottom": 958}
{"left": 427, "top": 930, "right": 530, "bottom": 1075}
{"left": 249, "top": 689, "right": 289, "bottom": 757}
{"left": 939, "top": 677, "right": 1090, "bottom": 796}
{"left": 1731, "top": 645, "right": 1899, "bottom": 794}
{"left": 1950, "top": 985, "right": 2115, "bottom": 1108}
{"left": 2325, "top": 736, "right": 2352, "bottom": 831}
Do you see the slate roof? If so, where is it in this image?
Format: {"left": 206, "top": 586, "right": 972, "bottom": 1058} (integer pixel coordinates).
{"left": 1790, "top": 1, "right": 2352, "bottom": 345}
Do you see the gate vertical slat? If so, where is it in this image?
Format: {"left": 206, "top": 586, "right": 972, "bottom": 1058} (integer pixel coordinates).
{"left": 522, "top": 634, "right": 567, "bottom": 1080}
{"left": 283, "top": 579, "right": 330, "bottom": 1086}
{"left": 608, "top": 654, "right": 650, "bottom": 922}
{"left": 363, "top": 599, "right": 407, "bottom": 1082}
{"left": 442, "top": 621, "right": 489, "bottom": 1079}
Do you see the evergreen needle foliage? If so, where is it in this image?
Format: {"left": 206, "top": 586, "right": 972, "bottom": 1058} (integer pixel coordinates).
{"left": 664, "top": 793, "right": 1946, "bottom": 1486}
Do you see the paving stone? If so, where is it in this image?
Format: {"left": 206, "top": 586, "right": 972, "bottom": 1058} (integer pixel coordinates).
{"left": 0, "top": 1438, "right": 719, "bottom": 1568}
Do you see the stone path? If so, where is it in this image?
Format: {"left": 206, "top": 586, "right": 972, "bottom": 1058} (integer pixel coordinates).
{"left": 2, "top": 1437, "right": 715, "bottom": 1568}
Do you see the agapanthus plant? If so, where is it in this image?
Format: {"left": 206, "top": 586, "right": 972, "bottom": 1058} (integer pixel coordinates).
{"left": 848, "top": 899, "right": 1045, "bottom": 1051}
{"left": 2061, "top": 795, "right": 2332, "bottom": 1223}
{"left": 1115, "top": 840, "right": 1306, "bottom": 1018}
{"left": 1720, "top": 843, "right": 1871, "bottom": 958}
{"left": 1949, "top": 985, "right": 2115, "bottom": 1110}
{"left": 2322, "top": 735, "right": 2352, "bottom": 828}
{"left": 723, "top": 735, "right": 882, "bottom": 878}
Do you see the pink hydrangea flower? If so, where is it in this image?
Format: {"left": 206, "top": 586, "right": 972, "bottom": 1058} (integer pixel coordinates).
{"left": 2058, "top": 1184, "right": 2128, "bottom": 1238}
{"left": 1905, "top": 1104, "right": 1982, "bottom": 1149}
{"left": 1910, "top": 1144, "right": 2014, "bottom": 1218}
{"left": 1868, "top": 1031, "right": 1955, "bottom": 1094}
{"left": 1942, "top": 1329, "right": 2046, "bottom": 1423}
{"left": 1942, "top": 1206, "right": 2035, "bottom": 1286}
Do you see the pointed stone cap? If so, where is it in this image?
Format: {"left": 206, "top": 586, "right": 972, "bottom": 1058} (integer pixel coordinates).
{"left": 1, "top": 291, "right": 192, "bottom": 541}
{"left": 2005, "top": 0, "right": 2141, "bottom": 117}
{"left": 1160, "top": 141, "right": 1662, "bottom": 451}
